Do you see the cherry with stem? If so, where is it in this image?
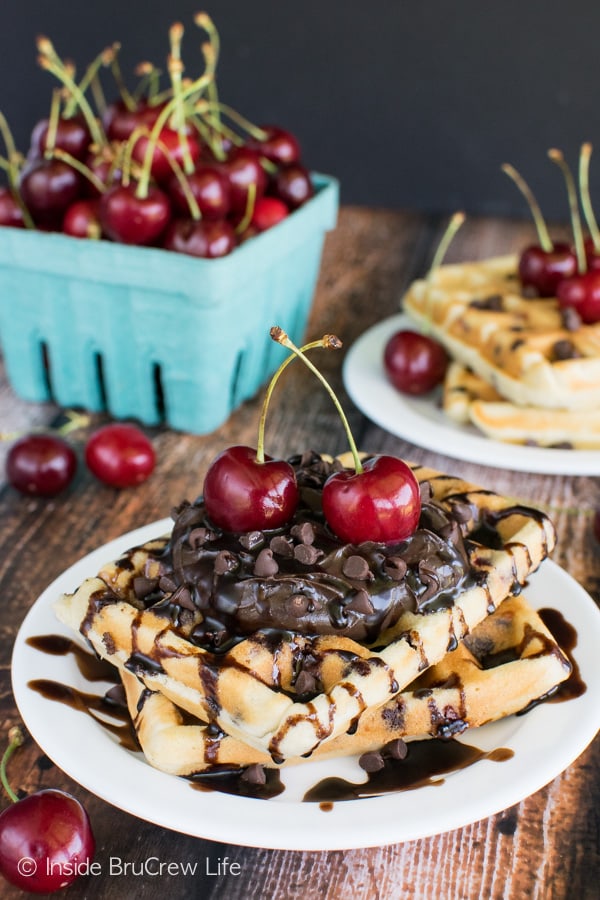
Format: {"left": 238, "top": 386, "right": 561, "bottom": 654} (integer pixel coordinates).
{"left": 271, "top": 327, "right": 422, "bottom": 544}
{"left": 502, "top": 161, "right": 576, "bottom": 296}
{"left": 203, "top": 333, "right": 341, "bottom": 533}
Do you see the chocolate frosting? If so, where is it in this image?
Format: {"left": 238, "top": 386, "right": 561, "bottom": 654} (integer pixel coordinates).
{"left": 127, "top": 452, "right": 473, "bottom": 649}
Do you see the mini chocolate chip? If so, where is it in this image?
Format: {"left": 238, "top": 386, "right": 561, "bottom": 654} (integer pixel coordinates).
{"left": 384, "top": 738, "right": 408, "bottom": 760}
{"left": 450, "top": 501, "right": 472, "bottom": 523}
{"left": 171, "top": 584, "right": 195, "bottom": 610}
{"left": 469, "top": 293, "right": 503, "bottom": 310}
{"left": 561, "top": 306, "right": 582, "bottom": 331}
{"left": 286, "top": 593, "right": 310, "bottom": 617}
{"left": 342, "top": 555, "right": 372, "bottom": 580}
{"left": 383, "top": 556, "right": 407, "bottom": 580}
{"left": 419, "top": 480, "right": 433, "bottom": 502}
{"left": 552, "top": 339, "right": 581, "bottom": 361}
{"left": 522, "top": 284, "right": 539, "bottom": 298}
{"left": 294, "top": 544, "right": 320, "bottom": 565}
{"left": 295, "top": 670, "right": 318, "bottom": 695}
{"left": 291, "top": 521, "right": 315, "bottom": 545}
{"left": 239, "top": 531, "right": 264, "bottom": 550}
{"left": 104, "top": 684, "right": 127, "bottom": 707}
{"left": 133, "top": 576, "right": 159, "bottom": 599}
{"left": 359, "top": 751, "right": 385, "bottom": 773}
{"left": 188, "top": 527, "right": 214, "bottom": 548}
{"left": 270, "top": 535, "right": 294, "bottom": 557}
{"left": 241, "top": 764, "right": 266, "bottom": 785}
{"left": 346, "top": 589, "right": 375, "bottom": 615}
{"left": 158, "top": 575, "right": 178, "bottom": 593}
{"left": 214, "top": 550, "right": 238, "bottom": 575}
{"left": 253, "top": 548, "right": 279, "bottom": 576}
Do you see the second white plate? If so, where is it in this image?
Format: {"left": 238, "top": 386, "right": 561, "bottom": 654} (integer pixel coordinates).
{"left": 343, "top": 314, "right": 600, "bottom": 475}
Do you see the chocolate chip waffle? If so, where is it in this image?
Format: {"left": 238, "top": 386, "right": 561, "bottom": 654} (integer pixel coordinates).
{"left": 117, "top": 593, "right": 571, "bottom": 775}
{"left": 54, "top": 452, "right": 555, "bottom": 762}
{"left": 402, "top": 254, "right": 600, "bottom": 412}
{"left": 443, "top": 361, "right": 600, "bottom": 448}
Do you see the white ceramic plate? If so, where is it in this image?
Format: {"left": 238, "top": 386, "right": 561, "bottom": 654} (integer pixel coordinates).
{"left": 343, "top": 314, "right": 600, "bottom": 475}
{"left": 11, "top": 521, "right": 600, "bottom": 851}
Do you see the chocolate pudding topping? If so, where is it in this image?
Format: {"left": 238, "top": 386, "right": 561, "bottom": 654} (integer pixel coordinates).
{"left": 119, "top": 452, "right": 475, "bottom": 649}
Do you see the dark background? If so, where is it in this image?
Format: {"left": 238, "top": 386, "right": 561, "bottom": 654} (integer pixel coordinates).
{"left": 1, "top": 0, "right": 599, "bottom": 221}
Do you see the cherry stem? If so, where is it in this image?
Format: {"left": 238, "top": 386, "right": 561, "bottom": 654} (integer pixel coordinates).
{"left": 256, "top": 333, "right": 343, "bottom": 465}
{"left": 194, "top": 12, "right": 225, "bottom": 157}
{"left": 167, "top": 22, "right": 195, "bottom": 174}
{"left": 423, "top": 211, "right": 465, "bottom": 331}
{"left": 269, "top": 326, "right": 363, "bottom": 474}
{"left": 579, "top": 142, "right": 600, "bottom": 254}
{"left": 133, "top": 63, "right": 162, "bottom": 105}
{"left": 0, "top": 112, "right": 35, "bottom": 229}
{"left": 234, "top": 183, "right": 257, "bottom": 234}
{"left": 50, "top": 148, "right": 107, "bottom": 195}
{"left": 64, "top": 44, "right": 116, "bottom": 120}
{"left": 44, "top": 89, "right": 62, "bottom": 159}
{"left": 136, "top": 46, "right": 216, "bottom": 199}
{"left": 209, "top": 102, "right": 268, "bottom": 143}
{"left": 501, "top": 163, "right": 553, "bottom": 252}
{"left": 37, "top": 37, "right": 107, "bottom": 149}
{"left": 108, "top": 42, "right": 137, "bottom": 112}
{"left": 548, "top": 148, "right": 587, "bottom": 274}
{"left": 0, "top": 726, "right": 24, "bottom": 805}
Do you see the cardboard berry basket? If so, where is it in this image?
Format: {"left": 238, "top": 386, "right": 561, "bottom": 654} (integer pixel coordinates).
{"left": 0, "top": 173, "right": 338, "bottom": 434}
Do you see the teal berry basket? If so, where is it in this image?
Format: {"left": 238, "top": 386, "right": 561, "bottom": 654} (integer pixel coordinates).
{"left": 0, "top": 173, "right": 338, "bottom": 434}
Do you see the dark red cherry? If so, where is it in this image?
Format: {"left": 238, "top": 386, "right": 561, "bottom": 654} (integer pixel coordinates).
{"left": 221, "top": 147, "right": 267, "bottom": 213}
{"left": 557, "top": 271, "right": 600, "bottom": 324}
{"left": 322, "top": 455, "right": 421, "bottom": 545}
{"left": 583, "top": 237, "right": 600, "bottom": 272}
{"left": 0, "top": 789, "right": 95, "bottom": 893}
{"left": 30, "top": 115, "right": 91, "bottom": 162}
{"left": 167, "top": 164, "right": 231, "bottom": 219}
{"left": 383, "top": 330, "right": 448, "bottom": 395}
{"left": 203, "top": 445, "right": 299, "bottom": 533}
{"left": 62, "top": 199, "right": 101, "bottom": 238}
{"left": 246, "top": 125, "right": 301, "bottom": 166}
{"left": 6, "top": 433, "right": 77, "bottom": 497}
{"left": 518, "top": 243, "right": 577, "bottom": 296}
{"left": 19, "top": 158, "right": 83, "bottom": 226}
{"left": 162, "top": 218, "right": 236, "bottom": 257}
{"left": 103, "top": 99, "right": 164, "bottom": 142}
{"left": 99, "top": 184, "right": 171, "bottom": 245}
{"left": 131, "top": 128, "right": 201, "bottom": 183}
{"left": 0, "top": 187, "right": 25, "bottom": 227}
{"left": 84, "top": 423, "right": 155, "bottom": 488}
{"left": 273, "top": 164, "right": 314, "bottom": 210}
{"left": 251, "top": 196, "right": 289, "bottom": 231}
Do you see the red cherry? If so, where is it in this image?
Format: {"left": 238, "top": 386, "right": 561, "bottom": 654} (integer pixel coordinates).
{"left": 29, "top": 116, "right": 91, "bottom": 162}
{"left": 384, "top": 329, "right": 448, "bottom": 394}
{"left": 167, "top": 165, "right": 231, "bottom": 219}
{"left": 273, "top": 164, "right": 314, "bottom": 210}
{"left": 557, "top": 271, "right": 600, "bottom": 324}
{"left": 162, "top": 218, "right": 236, "bottom": 258}
{"left": 221, "top": 147, "right": 267, "bottom": 213}
{"left": 19, "top": 159, "right": 83, "bottom": 226}
{"left": 103, "top": 100, "right": 164, "bottom": 142}
{"left": 518, "top": 243, "right": 577, "bottom": 296}
{"left": 62, "top": 199, "right": 101, "bottom": 238}
{"left": 203, "top": 445, "right": 299, "bottom": 533}
{"left": 98, "top": 184, "right": 171, "bottom": 245}
{"left": 6, "top": 434, "right": 77, "bottom": 497}
{"left": 0, "top": 789, "right": 95, "bottom": 893}
{"left": 131, "top": 128, "right": 201, "bottom": 183}
{"left": 251, "top": 196, "right": 289, "bottom": 231}
{"left": 84, "top": 424, "right": 155, "bottom": 488}
{"left": 247, "top": 125, "right": 301, "bottom": 166}
{"left": 0, "top": 188, "right": 25, "bottom": 227}
{"left": 322, "top": 455, "right": 421, "bottom": 545}
{"left": 583, "top": 237, "right": 600, "bottom": 272}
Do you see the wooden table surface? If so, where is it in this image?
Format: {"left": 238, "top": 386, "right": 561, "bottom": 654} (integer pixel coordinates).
{"left": 0, "top": 208, "right": 598, "bottom": 899}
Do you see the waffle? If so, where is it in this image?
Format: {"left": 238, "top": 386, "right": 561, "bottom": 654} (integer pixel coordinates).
{"left": 54, "top": 453, "right": 555, "bottom": 762}
{"left": 443, "top": 361, "right": 600, "bottom": 448}
{"left": 118, "top": 593, "right": 571, "bottom": 775}
{"left": 402, "top": 254, "right": 600, "bottom": 412}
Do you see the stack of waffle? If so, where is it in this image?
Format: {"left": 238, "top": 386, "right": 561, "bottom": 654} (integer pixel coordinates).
{"left": 402, "top": 255, "right": 600, "bottom": 448}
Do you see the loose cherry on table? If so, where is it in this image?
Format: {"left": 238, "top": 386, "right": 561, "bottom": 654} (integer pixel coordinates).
{"left": 383, "top": 329, "right": 448, "bottom": 395}
{"left": 6, "top": 433, "right": 77, "bottom": 497}
{"left": 84, "top": 423, "right": 156, "bottom": 488}
{"left": 0, "top": 727, "right": 95, "bottom": 894}
{"left": 271, "top": 327, "right": 422, "bottom": 545}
